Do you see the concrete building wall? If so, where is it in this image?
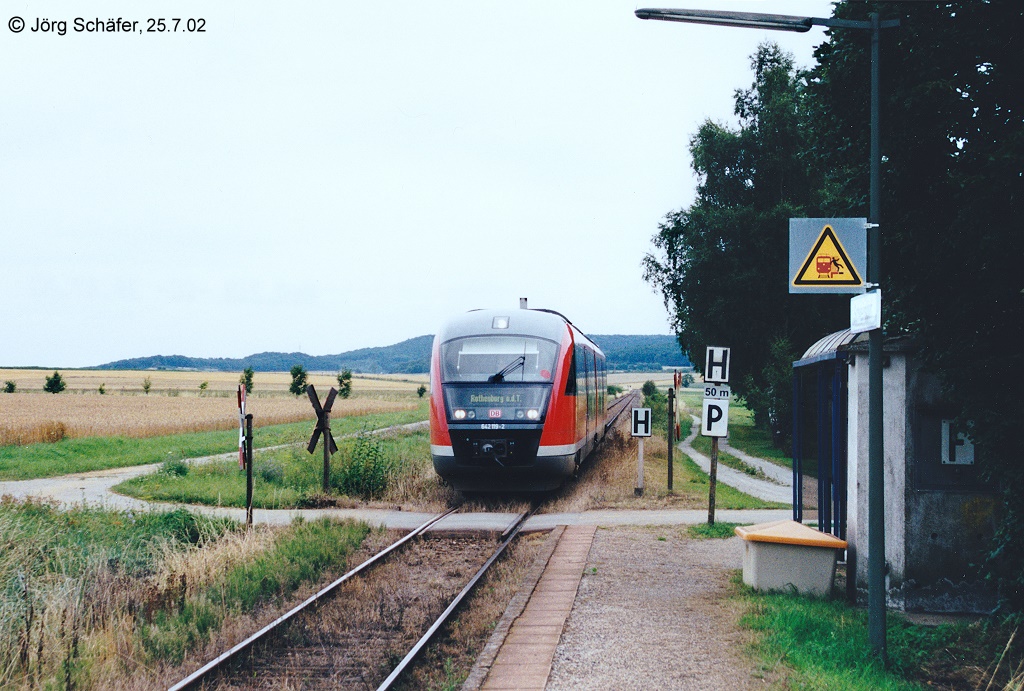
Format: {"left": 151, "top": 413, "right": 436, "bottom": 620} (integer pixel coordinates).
{"left": 846, "top": 351, "right": 908, "bottom": 600}
{"left": 845, "top": 348, "right": 996, "bottom": 612}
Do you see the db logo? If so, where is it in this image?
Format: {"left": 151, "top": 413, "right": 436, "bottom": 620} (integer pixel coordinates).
{"left": 488, "top": 409, "right": 502, "bottom": 419}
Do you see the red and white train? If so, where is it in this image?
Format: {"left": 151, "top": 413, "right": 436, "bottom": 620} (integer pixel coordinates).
{"left": 429, "top": 305, "right": 607, "bottom": 492}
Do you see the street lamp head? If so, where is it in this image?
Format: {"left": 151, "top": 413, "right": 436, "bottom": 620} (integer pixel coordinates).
{"left": 635, "top": 8, "right": 813, "bottom": 33}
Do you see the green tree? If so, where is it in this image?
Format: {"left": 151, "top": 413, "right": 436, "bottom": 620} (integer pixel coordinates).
{"left": 198, "top": 381, "right": 208, "bottom": 395}
{"left": 802, "top": 1, "right": 1024, "bottom": 614}
{"left": 289, "top": 364, "right": 308, "bottom": 397}
{"left": 240, "top": 367, "right": 254, "bottom": 394}
{"left": 142, "top": 377, "right": 152, "bottom": 395}
{"left": 416, "top": 384, "right": 427, "bottom": 398}
{"left": 643, "top": 43, "right": 847, "bottom": 443}
{"left": 641, "top": 380, "right": 658, "bottom": 398}
{"left": 98, "top": 383, "right": 106, "bottom": 395}
{"left": 43, "top": 371, "right": 66, "bottom": 394}
{"left": 337, "top": 369, "right": 352, "bottom": 399}
{"left": 3, "top": 380, "right": 15, "bottom": 393}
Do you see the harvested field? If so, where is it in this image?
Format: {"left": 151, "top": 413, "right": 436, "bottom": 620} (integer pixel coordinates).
{"left": 0, "top": 392, "right": 416, "bottom": 446}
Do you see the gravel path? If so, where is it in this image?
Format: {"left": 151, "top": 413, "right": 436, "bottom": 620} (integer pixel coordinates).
{"left": 547, "top": 526, "right": 761, "bottom": 691}
{"left": 682, "top": 415, "right": 792, "bottom": 504}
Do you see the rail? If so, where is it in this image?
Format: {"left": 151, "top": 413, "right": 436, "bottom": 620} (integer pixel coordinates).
{"left": 376, "top": 506, "right": 537, "bottom": 690}
{"left": 167, "top": 508, "right": 459, "bottom": 691}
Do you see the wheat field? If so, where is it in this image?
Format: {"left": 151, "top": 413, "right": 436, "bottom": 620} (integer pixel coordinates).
{"left": 0, "top": 369, "right": 426, "bottom": 446}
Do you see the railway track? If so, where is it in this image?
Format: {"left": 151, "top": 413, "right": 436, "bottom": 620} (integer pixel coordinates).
{"left": 604, "top": 389, "right": 640, "bottom": 435}
{"left": 168, "top": 394, "right": 633, "bottom": 690}
{"left": 168, "top": 507, "right": 534, "bottom": 690}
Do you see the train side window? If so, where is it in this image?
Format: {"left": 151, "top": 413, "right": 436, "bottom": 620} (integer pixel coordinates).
{"left": 564, "top": 348, "right": 577, "bottom": 395}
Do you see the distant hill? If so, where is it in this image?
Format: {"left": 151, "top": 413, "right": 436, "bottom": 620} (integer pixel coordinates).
{"left": 95, "top": 334, "right": 689, "bottom": 374}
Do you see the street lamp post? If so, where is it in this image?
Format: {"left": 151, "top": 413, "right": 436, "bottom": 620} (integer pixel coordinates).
{"left": 636, "top": 6, "right": 898, "bottom": 661}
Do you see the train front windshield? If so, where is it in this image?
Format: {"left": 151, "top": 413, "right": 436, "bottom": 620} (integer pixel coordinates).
{"left": 440, "top": 336, "right": 558, "bottom": 422}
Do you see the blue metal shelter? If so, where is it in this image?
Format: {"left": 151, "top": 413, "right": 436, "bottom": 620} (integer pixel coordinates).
{"left": 792, "top": 329, "right": 864, "bottom": 540}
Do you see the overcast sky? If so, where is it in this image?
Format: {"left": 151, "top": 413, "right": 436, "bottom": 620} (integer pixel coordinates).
{"left": 2, "top": 1, "right": 836, "bottom": 367}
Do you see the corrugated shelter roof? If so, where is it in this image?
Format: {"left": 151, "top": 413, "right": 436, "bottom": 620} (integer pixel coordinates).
{"left": 793, "top": 329, "right": 865, "bottom": 368}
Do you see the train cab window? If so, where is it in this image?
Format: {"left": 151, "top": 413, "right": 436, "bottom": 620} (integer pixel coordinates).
{"left": 441, "top": 336, "right": 559, "bottom": 383}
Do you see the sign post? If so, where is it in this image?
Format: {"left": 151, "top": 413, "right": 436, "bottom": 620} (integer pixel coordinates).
{"left": 667, "top": 387, "right": 675, "bottom": 491}
{"left": 237, "top": 385, "right": 253, "bottom": 527}
{"left": 702, "top": 348, "right": 731, "bottom": 525}
{"left": 632, "top": 407, "right": 652, "bottom": 496}
{"left": 306, "top": 385, "right": 339, "bottom": 493}
{"left": 245, "top": 413, "right": 253, "bottom": 527}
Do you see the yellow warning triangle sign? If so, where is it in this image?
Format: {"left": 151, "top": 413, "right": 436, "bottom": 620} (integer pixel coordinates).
{"left": 792, "top": 225, "right": 863, "bottom": 286}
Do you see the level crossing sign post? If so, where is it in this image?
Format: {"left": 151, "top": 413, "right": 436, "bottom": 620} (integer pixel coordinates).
{"left": 306, "top": 385, "right": 339, "bottom": 494}
{"left": 237, "top": 385, "right": 254, "bottom": 527}
{"left": 631, "top": 407, "right": 652, "bottom": 496}
{"left": 702, "top": 347, "right": 731, "bottom": 525}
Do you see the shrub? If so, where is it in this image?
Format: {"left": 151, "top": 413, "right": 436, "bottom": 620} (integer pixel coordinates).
{"left": 681, "top": 373, "right": 695, "bottom": 388}
{"left": 98, "top": 383, "right": 106, "bottom": 394}
{"left": 416, "top": 384, "right": 427, "bottom": 398}
{"left": 142, "top": 377, "right": 152, "bottom": 394}
{"left": 43, "top": 371, "right": 66, "bottom": 394}
{"left": 607, "top": 384, "right": 624, "bottom": 397}
{"left": 289, "top": 364, "right": 307, "bottom": 396}
{"left": 161, "top": 458, "right": 189, "bottom": 477}
{"left": 198, "top": 381, "right": 208, "bottom": 395}
{"left": 258, "top": 458, "right": 285, "bottom": 485}
{"left": 333, "top": 433, "right": 392, "bottom": 499}
{"left": 3, "top": 380, "right": 15, "bottom": 393}
{"left": 641, "top": 380, "right": 658, "bottom": 398}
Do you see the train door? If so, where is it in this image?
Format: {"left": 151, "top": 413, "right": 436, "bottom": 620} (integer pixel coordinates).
{"left": 588, "top": 349, "right": 597, "bottom": 442}
{"left": 583, "top": 346, "right": 591, "bottom": 449}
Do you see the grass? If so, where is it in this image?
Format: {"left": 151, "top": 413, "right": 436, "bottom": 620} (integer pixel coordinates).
{"left": 0, "top": 497, "right": 236, "bottom": 689}
{"left": 139, "top": 517, "right": 370, "bottom": 664}
{"left": 0, "top": 496, "right": 373, "bottom": 689}
{"left": 739, "top": 581, "right": 1022, "bottom": 690}
{"left": 0, "top": 404, "right": 427, "bottom": 481}
{"left": 115, "top": 428, "right": 448, "bottom": 509}
{"left": 688, "top": 522, "right": 743, "bottom": 539}
{"left": 725, "top": 404, "right": 795, "bottom": 470}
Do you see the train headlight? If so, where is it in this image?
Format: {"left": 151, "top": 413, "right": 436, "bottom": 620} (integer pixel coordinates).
{"left": 454, "top": 409, "right": 466, "bottom": 420}
{"left": 526, "top": 409, "right": 539, "bottom": 420}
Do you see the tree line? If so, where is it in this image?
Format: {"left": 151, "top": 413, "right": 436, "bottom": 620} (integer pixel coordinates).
{"left": 643, "top": 2, "right": 1022, "bottom": 614}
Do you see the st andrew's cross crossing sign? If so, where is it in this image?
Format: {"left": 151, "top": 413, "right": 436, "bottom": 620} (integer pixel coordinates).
{"left": 306, "top": 385, "right": 339, "bottom": 455}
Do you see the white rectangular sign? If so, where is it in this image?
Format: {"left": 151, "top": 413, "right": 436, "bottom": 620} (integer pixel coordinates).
{"left": 631, "top": 408, "right": 652, "bottom": 437}
{"left": 850, "top": 290, "right": 882, "bottom": 334}
{"left": 703, "top": 384, "right": 731, "bottom": 400}
{"left": 701, "top": 398, "right": 729, "bottom": 437}
{"left": 704, "top": 346, "right": 730, "bottom": 384}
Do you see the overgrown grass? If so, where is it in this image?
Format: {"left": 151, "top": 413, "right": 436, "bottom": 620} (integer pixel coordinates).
{"left": 740, "top": 583, "right": 1021, "bottom": 690}
{"left": 0, "top": 497, "right": 373, "bottom": 688}
{"left": 0, "top": 404, "right": 427, "bottom": 481}
{"left": 0, "top": 498, "right": 236, "bottom": 688}
{"left": 139, "top": 517, "right": 369, "bottom": 663}
{"left": 116, "top": 429, "right": 438, "bottom": 508}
